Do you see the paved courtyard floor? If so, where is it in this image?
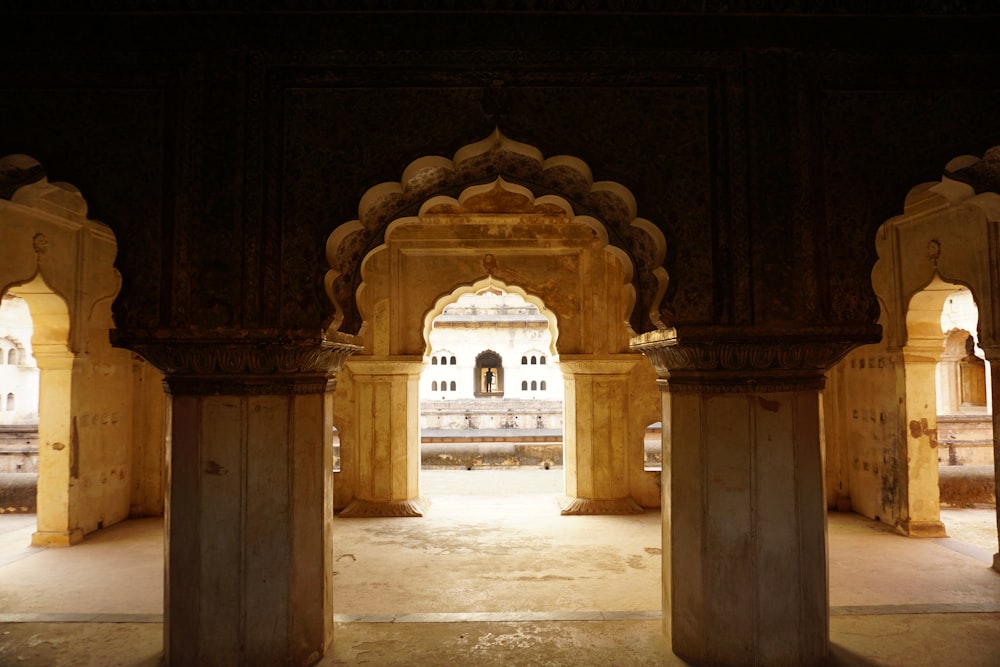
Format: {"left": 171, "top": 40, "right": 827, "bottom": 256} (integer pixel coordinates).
{"left": 0, "top": 468, "right": 997, "bottom": 666}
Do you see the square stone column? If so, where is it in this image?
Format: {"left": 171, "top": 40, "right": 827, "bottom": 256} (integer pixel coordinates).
{"left": 558, "top": 355, "right": 644, "bottom": 515}
{"left": 631, "top": 328, "right": 871, "bottom": 667}
{"left": 136, "top": 336, "right": 358, "bottom": 667}
{"left": 983, "top": 345, "right": 1000, "bottom": 573}
{"left": 337, "top": 357, "right": 424, "bottom": 517}
{"left": 668, "top": 388, "right": 828, "bottom": 666}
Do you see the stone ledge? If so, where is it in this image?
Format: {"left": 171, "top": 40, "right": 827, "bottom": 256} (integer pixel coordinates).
{"left": 939, "top": 465, "right": 996, "bottom": 505}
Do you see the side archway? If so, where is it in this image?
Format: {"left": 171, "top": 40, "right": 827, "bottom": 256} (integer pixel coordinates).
{"left": 0, "top": 154, "right": 167, "bottom": 545}
{"left": 825, "top": 146, "right": 1000, "bottom": 569}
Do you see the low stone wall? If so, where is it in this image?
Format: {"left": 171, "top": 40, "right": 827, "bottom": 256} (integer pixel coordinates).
{"left": 939, "top": 465, "right": 996, "bottom": 506}
{"left": 0, "top": 472, "right": 37, "bottom": 512}
{"left": 422, "top": 442, "right": 562, "bottom": 469}
{"left": 0, "top": 427, "right": 39, "bottom": 473}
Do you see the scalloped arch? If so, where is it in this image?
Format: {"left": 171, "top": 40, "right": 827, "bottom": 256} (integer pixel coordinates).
{"left": 422, "top": 276, "right": 561, "bottom": 360}
{"left": 324, "top": 129, "right": 668, "bottom": 338}
{"left": 0, "top": 155, "right": 121, "bottom": 355}
{"left": 872, "top": 145, "right": 1000, "bottom": 351}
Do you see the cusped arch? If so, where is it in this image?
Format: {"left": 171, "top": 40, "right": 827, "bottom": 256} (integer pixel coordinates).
{"left": 348, "top": 178, "right": 640, "bottom": 357}
{"left": 324, "top": 129, "right": 668, "bottom": 338}
{"left": 0, "top": 154, "right": 121, "bottom": 355}
{"left": 422, "top": 276, "right": 560, "bottom": 360}
{"left": 871, "top": 146, "right": 1000, "bottom": 351}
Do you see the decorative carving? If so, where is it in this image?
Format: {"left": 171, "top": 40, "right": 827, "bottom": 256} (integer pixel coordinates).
{"left": 630, "top": 325, "right": 880, "bottom": 393}
{"left": 927, "top": 239, "right": 941, "bottom": 266}
{"left": 325, "top": 129, "right": 668, "bottom": 337}
{"left": 120, "top": 329, "right": 361, "bottom": 396}
{"left": 32, "top": 233, "right": 49, "bottom": 255}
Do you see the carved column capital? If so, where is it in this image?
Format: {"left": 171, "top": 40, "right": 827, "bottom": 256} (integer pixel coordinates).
{"left": 630, "top": 325, "right": 880, "bottom": 394}
{"left": 117, "top": 328, "right": 362, "bottom": 396}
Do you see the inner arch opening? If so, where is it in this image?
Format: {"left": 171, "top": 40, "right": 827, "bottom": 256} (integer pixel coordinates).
{"left": 418, "top": 281, "right": 566, "bottom": 499}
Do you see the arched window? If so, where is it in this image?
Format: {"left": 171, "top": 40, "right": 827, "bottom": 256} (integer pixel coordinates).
{"left": 450, "top": 356, "right": 456, "bottom": 365}
{"left": 531, "top": 381, "right": 537, "bottom": 390}
{"left": 432, "top": 357, "right": 438, "bottom": 365}
{"left": 540, "top": 356, "right": 546, "bottom": 365}
{"left": 530, "top": 356, "right": 537, "bottom": 365}
{"left": 441, "top": 378, "right": 448, "bottom": 390}
{"left": 521, "top": 355, "right": 528, "bottom": 365}
{"left": 441, "top": 355, "right": 448, "bottom": 365}
{"left": 521, "top": 380, "right": 528, "bottom": 390}
{"left": 540, "top": 381, "right": 546, "bottom": 390}
{"left": 431, "top": 381, "right": 438, "bottom": 391}
{"left": 450, "top": 381, "right": 456, "bottom": 391}
{"left": 5, "top": 393, "right": 14, "bottom": 411}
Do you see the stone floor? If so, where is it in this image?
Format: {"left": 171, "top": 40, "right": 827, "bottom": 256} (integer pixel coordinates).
{"left": 0, "top": 469, "right": 998, "bottom": 666}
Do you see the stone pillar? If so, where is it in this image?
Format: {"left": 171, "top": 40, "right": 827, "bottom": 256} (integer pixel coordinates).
{"left": 135, "top": 335, "right": 358, "bottom": 667}
{"left": 898, "top": 342, "right": 947, "bottom": 537}
{"left": 631, "top": 329, "right": 856, "bottom": 667}
{"left": 558, "top": 356, "right": 643, "bottom": 515}
{"left": 338, "top": 357, "right": 424, "bottom": 518}
{"left": 31, "top": 345, "right": 81, "bottom": 546}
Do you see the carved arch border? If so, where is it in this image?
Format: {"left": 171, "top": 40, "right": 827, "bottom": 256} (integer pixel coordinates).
{"left": 422, "top": 276, "right": 561, "bottom": 360}
{"left": 871, "top": 148, "right": 1000, "bottom": 352}
{"left": 0, "top": 154, "right": 121, "bottom": 355}
{"left": 324, "top": 129, "right": 669, "bottom": 339}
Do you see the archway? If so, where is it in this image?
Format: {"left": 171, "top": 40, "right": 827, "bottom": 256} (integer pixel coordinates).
{"left": 0, "top": 155, "right": 167, "bottom": 546}
{"left": 327, "top": 131, "right": 663, "bottom": 518}
{"left": 825, "top": 147, "right": 1000, "bottom": 570}
{"left": 417, "top": 280, "right": 566, "bottom": 495}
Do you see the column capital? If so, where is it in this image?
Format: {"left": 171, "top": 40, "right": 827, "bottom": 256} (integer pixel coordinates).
{"left": 117, "top": 328, "right": 361, "bottom": 396}
{"left": 630, "top": 324, "right": 880, "bottom": 394}
{"left": 344, "top": 355, "right": 425, "bottom": 376}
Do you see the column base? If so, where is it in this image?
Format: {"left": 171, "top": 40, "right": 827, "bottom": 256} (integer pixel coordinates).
{"left": 339, "top": 498, "right": 427, "bottom": 518}
{"left": 559, "top": 496, "right": 644, "bottom": 515}
{"left": 31, "top": 528, "right": 84, "bottom": 547}
{"left": 896, "top": 519, "right": 948, "bottom": 538}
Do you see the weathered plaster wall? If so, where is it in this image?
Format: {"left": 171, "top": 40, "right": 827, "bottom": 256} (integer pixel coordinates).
{"left": 824, "top": 347, "right": 903, "bottom": 524}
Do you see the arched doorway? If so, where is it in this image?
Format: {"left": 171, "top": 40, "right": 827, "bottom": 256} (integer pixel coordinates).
{"left": 825, "top": 148, "right": 1000, "bottom": 570}
{"left": 327, "top": 131, "right": 663, "bottom": 518}
{"left": 418, "top": 282, "right": 565, "bottom": 479}
{"left": 0, "top": 156, "right": 167, "bottom": 545}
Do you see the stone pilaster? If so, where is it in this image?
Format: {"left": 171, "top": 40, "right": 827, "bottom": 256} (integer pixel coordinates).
{"left": 897, "top": 341, "right": 947, "bottom": 537}
{"left": 631, "top": 327, "right": 875, "bottom": 667}
{"left": 558, "top": 356, "right": 644, "bottom": 515}
{"left": 337, "top": 357, "right": 424, "bottom": 518}
{"left": 980, "top": 344, "right": 1000, "bottom": 573}
{"left": 128, "top": 331, "right": 359, "bottom": 667}
{"left": 30, "top": 344, "right": 81, "bottom": 546}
